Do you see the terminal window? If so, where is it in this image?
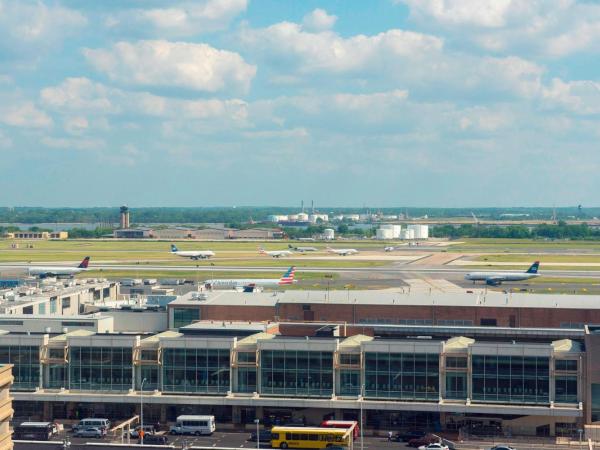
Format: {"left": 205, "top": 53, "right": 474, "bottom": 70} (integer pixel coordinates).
{"left": 173, "top": 308, "right": 200, "bottom": 328}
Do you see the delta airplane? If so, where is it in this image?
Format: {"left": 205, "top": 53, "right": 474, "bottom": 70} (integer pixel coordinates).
{"left": 28, "top": 257, "right": 90, "bottom": 278}
{"left": 288, "top": 244, "right": 317, "bottom": 252}
{"left": 204, "top": 266, "right": 297, "bottom": 290}
{"left": 464, "top": 261, "right": 540, "bottom": 286}
{"left": 326, "top": 247, "right": 358, "bottom": 256}
{"left": 171, "top": 244, "right": 215, "bottom": 260}
{"left": 258, "top": 248, "right": 293, "bottom": 258}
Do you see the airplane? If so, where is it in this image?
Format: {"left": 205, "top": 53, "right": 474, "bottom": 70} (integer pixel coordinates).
{"left": 170, "top": 244, "right": 215, "bottom": 260}
{"left": 288, "top": 244, "right": 317, "bottom": 252}
{"left": 28, "top": 257, "right": 90, "bottom": 278}
{"left": 326, "top": 247, "right": 358, "bottom": 256}
{"left": 258, "top": 247, "right": 293, "bottom": 258}
{"left": 204, "top": 266, "right": 297, "bottom": 290}
{"left": 464, "top": 261, "right": 540, "bottom": 286}
{"left": 384, "top": 246, "right": 395, "bottom": 252}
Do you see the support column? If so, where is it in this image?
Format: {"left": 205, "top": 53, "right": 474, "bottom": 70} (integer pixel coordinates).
{"left": 232, "top": 406, "right": 242, "bottom": 424}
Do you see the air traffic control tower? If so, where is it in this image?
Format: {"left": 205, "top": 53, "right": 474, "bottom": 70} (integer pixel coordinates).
{"left": 119, "top": 205, "right": 130, "bottom": 229}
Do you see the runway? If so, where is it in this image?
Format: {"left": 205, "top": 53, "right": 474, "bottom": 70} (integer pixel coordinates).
{"left": 1, "top": 262, "right": 599, "bottom": 279}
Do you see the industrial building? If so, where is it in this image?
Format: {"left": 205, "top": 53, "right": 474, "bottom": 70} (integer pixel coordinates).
{"left": 4, "top": 232, "right": 68, "bottom": 240}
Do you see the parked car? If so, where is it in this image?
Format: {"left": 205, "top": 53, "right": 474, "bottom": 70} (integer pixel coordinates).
{"left": 130, "top": 425, "right": 156, "bottom": 438}
{"left": 408, "top": 434, "right": 441, "bottom": 448}
{"left": 490, "top": 446, "right": 516, "bottom": 450}
{"left": 139, "top": 434, "right": 169, "bottom": 445}
{"left": 249, "top": 430, "right": 273, "bottom": 442}
{"left": 74, "top": 427, "right": 104, "bottom": 438}
{"left": 418, "top": 444, "right": 449, "bottom": 450}
{"left": 395, "top": 430, "right": 426, "bottom": 442}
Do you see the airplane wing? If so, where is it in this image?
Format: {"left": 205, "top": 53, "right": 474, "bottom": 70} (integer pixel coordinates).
{"left": 485, "top": 276, "right": 504, "bottom": 286}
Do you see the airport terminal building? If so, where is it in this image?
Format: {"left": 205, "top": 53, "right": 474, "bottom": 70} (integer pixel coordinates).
{"left": 1, "top": 319, "right": 597, "bottom": 438}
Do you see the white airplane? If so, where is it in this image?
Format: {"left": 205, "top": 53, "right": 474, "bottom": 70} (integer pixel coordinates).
{"left": 464, "top": 261, "right": 540, "bottom": 286}
{"left": 288, "top": 244, "right": 317, "bottom": 252}
{"left": 258, "top": 247, "right": 293, "bottom": 258}
{"left": 326, "top": 247, "right": 358, "bottom": 256}
{"left": 205, "top": 266, "right": 297, "bottom": 291}
{"left": 171, "top": 244, "right": 215, "bottom": 260}
{"left": 28, "top": 257, "right": 90, "bottom": 278}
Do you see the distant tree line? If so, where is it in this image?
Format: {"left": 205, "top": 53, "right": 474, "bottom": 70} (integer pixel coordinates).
{"left": 0, "top": 206, "right": 597, "bottom": 224}
{"left": 431, "top": 222, "right": 600, "bottom": 240}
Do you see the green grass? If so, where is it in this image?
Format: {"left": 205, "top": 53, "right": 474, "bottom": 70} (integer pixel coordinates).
{"left": 473, "top": 254, "right": 600, "bottom": 263}
{"left": 528, "top": 276, "right": 600, "bottom": 284}
{"left": 451, "top": 238, "right": 600, "bottom": 252}
{"left": 462, "top": 264, "right": 600, "bottom": 271}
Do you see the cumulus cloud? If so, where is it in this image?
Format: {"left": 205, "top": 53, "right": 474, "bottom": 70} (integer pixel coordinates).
{"left": 542, "top": 78, "right": 600, "bottom": 114}
{"left": 240, "top": 22, "right": 443, "bottom": 73}
{"left": 41, "top": 136, "right": 104, "bottom": 150}
{"left": 107, "top": 0, "right": 247, "bottom": 37}
{"left": 83, "top": 40, "right": 256, "bottom": 93}
{"left": 0, "top": 102, "right": 52, "bottom": 128}
{"left": 302, "top": 9, "right": 337, "bottom": 32}
{"left": 40, "top": 77, "right": 249, "bottom": 124}
{"left": 399, "top": 0, "right": 600, "bottom": 57}
{"left": 0, "top": 0, "right": 86, "bottom": 58}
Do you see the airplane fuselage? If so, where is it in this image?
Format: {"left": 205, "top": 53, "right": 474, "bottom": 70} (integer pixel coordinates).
{"left": 173, "top": 251, "right": 214, "bottom": 259}
{"left": 465, "top": 272, "right": 540, "bottom": 283}
{"left": 29, "top": 267, "right": 86, "bottom": 277}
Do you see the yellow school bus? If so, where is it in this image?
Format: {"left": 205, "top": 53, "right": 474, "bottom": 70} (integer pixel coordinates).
{"left": 270, "top": 426, "right": 350, "bottom": 449}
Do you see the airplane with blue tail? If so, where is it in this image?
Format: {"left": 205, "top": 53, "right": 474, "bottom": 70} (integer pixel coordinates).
{"left": 464, "top": 261, "right": 540, "bottom": 286}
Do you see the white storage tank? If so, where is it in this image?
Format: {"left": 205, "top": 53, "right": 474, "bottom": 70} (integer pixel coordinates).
{"left": 376, "top": 228, "right": 394, "bottom": 240}
{"left": 323, "top": 228, "right": 335, "bottom": 240}
{"left": 297, "top": 213, "right": 309, "bottom": 221}
{"left": 288, "top": 214, "right": 299, "bottom": 221}
{"left": 392, "top": 225, "right": 402, "bottom": 238}
{"left": 408, "top": 224, "right": 429, "bottom": 239}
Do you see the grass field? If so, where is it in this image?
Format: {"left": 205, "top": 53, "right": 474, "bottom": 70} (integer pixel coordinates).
{"left": 463, "top": 264, "right": 600, "bottom": 271}
{"left": 451, "top": 238, "right": 600, "bottom": 252}
{"left": 473, "top": 254, "right": 600, "bottom": 263}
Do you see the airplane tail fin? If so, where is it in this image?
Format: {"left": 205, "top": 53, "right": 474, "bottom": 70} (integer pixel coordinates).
{"left": 78, "top": 257, "right": 90, "bottom": 269}
{"left": 170, "top": 244, "right": 178, "bottom": 252}
{"left": 279, "top": 266, "right": 296, "bottom": 285}
{"left": 526, "top": 261, "right": 540, "bottom": 274}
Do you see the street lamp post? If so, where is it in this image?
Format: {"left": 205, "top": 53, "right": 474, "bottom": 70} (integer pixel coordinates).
{"left": 254, "top": 418, "right": 260, "bottom": 450}
{"left": 359, "top": 384, "right": 364, "bottom": 450}
{"left": 140, "top": 378, "right": 147, "bottom": 446}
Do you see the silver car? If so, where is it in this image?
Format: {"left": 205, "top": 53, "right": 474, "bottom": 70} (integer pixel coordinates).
{"left": 74, "top": 427, "right": 104, "bottom": 438}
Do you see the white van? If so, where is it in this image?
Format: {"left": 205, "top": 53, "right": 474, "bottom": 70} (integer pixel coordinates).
{"left": 74, "top": 418, "right": 111, "bottom": 431}
{"left": 169, "top": 415, "right": 215, "bottom": 436}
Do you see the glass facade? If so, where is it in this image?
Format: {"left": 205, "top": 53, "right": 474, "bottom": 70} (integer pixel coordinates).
{"left": 46, "top": 365, "right": 67, "bottom": 389}
{"left": 236, "top": 368, "right": 257, "bottom": 393}
{"left": 139, "top": 365, "right": 160, "bottom": 391}
{"left": 364, "top": 352, "right": 439, "bottom": 400}
{"left": 472, "top": 356, "right": 549, "bottom": 404}
{"left": 338, "top": 369, "right": 361, "bottom": 395}
{"left": 260, "top": 350, "right": 333, "bottom": 396}
{"left": 173, "top": 308, "right": 200, "bottom": 328}
{"left": 162, "top": 348, "right": 230, "bottom": 394}
{"left": 445, "top": 372, "right": 467, "bottom": 399}
{"left": 555, "top": 376, "right": 578, "bottom": 403}
{"left": 69, "top": 347, "right": 133, "bottom": 391}
{"left": 0, "top": 345, "right": 40, "bottom": 390}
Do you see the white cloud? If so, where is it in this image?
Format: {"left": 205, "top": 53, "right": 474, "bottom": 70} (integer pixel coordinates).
{"left": 41, "top": 136, "right": 104, "bottom": 150}
{"left": 0, "top": 1, "right": 86, "bottom": 56}
{"left": 0, "top": 102, "right": 52, "bottom": 128}
{"left": 243, "top": 128, "right": 309, "bottom": 139}
{"left": 0, "top": 130, "right": 12, "bottom": 149}
{"left": 542, "top": 78, "right": 600, "bottom": 114}
{"left": 240, "top": 23, "right": 443, "bottom": 73}
{"left": 399, "top": 0, "right": 600, "bottom": 57}
{"left": 41, "top": 78, "right": 249, "bottom": 125}
{"left": 302, "top": 9, "right": 337, "bottom": 32}
{"left": 83, "top": 40, "right": 256, "bottom": 93}
{"left": 107, "top": 0, "right": 247, "bottom": 37}
{"left": 64, "top": 116, "right": 89, "bottom": 135}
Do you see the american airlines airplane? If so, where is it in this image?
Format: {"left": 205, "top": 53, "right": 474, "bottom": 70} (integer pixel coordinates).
{"left": 326, "top": 247, "right": 358, "bottom": 256}
{"left": 204, "top": 266, "right": 297, "bottom": 290}
{"left": 464, "top": 261, "right": 540, "bottom": 286}
{"left": 171, "top": 244, "right": 215, "bottom": 260}
{"left": 258, "top": 248, "right": 293, "bottom": 258}
{"left": 288, "top": 244, "right": 317, "bottom": 252}
{"left": 28, "top": 257, "right": 90, "bottom": 278}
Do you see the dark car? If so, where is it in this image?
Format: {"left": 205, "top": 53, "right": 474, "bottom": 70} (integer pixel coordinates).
{"left": 139, "top": 434, "right": 169, "bottom": 445}
{"left": 249, "top": 430, "right": 273, "bottom": 442}
{"left": 407, "top": 434, "right": 440, "bottom": 448}
{"left": 490, "top": 446, "right": 516, "bottom": 450}
{"left": 394, "top": 430, "right": 426, "bottom": 442}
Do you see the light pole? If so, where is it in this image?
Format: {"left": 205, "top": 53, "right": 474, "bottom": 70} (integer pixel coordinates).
{"left": 359, "top": 384, "right": 364, "bottom": 450}
{"left": 140, "top": 377, "right": 147, "bottom": 445}
{"left": 254, "top": 418, "right": 260, "bottom": 450}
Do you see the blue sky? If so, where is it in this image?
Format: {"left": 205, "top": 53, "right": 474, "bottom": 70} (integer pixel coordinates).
{"left": 1, "top": 0, "right": 600, "bottom": 207}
